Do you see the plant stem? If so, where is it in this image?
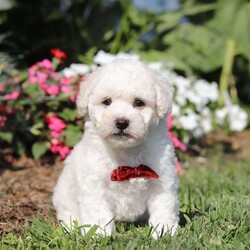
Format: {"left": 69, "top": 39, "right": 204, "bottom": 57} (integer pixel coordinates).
{"left": 218, "top": 39, "right": 235, "bottom": 105}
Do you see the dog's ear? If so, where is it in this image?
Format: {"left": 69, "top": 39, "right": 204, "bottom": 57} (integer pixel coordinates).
{"left": 154, "top": 75, "right": 173, "bottom": 118}
{"left": 76, "top": 76, "right": 93, "bottom": 117}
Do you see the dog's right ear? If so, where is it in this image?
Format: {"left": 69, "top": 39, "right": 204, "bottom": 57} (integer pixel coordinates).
{"left": 76, "top": 76, "right": 93, "bottom": 117}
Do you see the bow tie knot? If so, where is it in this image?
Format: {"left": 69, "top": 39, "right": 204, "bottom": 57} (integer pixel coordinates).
{"left": 111, "top": 164, "right": 159, "bottom": 182}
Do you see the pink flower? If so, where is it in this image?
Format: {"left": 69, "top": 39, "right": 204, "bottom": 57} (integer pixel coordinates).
{"left": 167, "top": 131, "right": 187, "bottom": 152}
{"left": 42, "top": 84, "right": 60, "bottom": 96}
{"left": 70, "top": 94, "right": 77, "bottom": 102}
{"left": 60, "top": 77, "right": 72, "bottom": 85}
{"left": 0, "top": 83, "right": 4, "bottom": 93}
{"left": 37, "top": 71, "right": 48, "bottom": 83}
{"left": 28, "top": 65, "right": 37, "bottom": 76}
{"left": 4, "top": 91, "right": 20, "bottom": 100}
{"left": 46, "top": 115, "right": 66, "bottom": 132}
{"left": 51, "top": 130, "right": 63, "bottom": 138}
{"left": 0, "top": 115, "right": 7, "bottom": 127}
{"left": 50, "top": 140, "right": 70, "bottom": 159}
{"left": 61, "top": 85, "right": 72, "bottom": 94}
{"left": 166, "top": 114, "right": 174, "bottom": 130}
{"left": 28, "top": 75, "right": 38, "bottom": 83}
{"left": 175, "top": 160, "right": 184, "bottom": 174}
{"left": 50, "top": 72, "right": 58, "bottom": 79}
{"left": 37, "top": 59, "right": 52, "bottom": 70}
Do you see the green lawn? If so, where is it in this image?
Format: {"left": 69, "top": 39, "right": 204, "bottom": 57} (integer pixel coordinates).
{"left": 1, "top": 152, "right": 250, "bottom": 249}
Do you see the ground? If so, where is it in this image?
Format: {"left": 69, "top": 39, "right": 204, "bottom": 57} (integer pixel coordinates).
{"left": 0, "top": 158, "right": 62, "bottom": 236}
{"left": 0, "top": 130, "right": 250, "bottom": 239}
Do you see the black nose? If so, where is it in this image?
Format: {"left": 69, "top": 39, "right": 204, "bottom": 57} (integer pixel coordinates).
{"left": 115, "top": 118, "right": 130, "bottom": 130}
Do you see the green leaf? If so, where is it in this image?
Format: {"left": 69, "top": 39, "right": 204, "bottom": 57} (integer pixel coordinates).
{"left": 0, "top": 131, "right": 13, "bottom": 143}
{"left": 30, "top": 122, "right": 43, "bottom": 136}
{"left": 32, "top": 141, "right": 49, "bottom": 160}
{"left": 156, "top": 12, "right": 182, "bottom": 33}
{"left": 58, "top": 108, "right": 77, "bottom": 122}
{"left": 65, "top": 125, "right": 82, "bottom": 147}
{"left": 232, "top": 3, "right": 250, "bottom": 60}
{"left": 182, "top": 2, "right": 217, "bottom": 16}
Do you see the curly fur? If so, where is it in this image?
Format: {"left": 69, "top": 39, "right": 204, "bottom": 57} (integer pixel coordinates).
{"left": 52, "top": 60, "right": 179, "bottom": 238}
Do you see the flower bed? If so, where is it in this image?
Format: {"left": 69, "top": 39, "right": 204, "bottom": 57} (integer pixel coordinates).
{"left": 0, "top": 50, "right": 248, "bottom": 166}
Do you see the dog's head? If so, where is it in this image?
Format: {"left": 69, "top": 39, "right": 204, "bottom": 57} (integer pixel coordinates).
{"left": 77, "top": 60, "right": 173, "bottom": 148}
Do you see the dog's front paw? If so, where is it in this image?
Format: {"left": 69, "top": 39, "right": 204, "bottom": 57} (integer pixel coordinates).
{"left": 150, "top": 222, "right": 178, "bottom": 239}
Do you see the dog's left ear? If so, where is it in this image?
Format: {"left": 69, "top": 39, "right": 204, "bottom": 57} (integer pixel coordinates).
{"left": 76, "top": 74, "right": 93, "bottom": 117}
{"left": 154, "top": 75, "right": 173, "bottom": 118}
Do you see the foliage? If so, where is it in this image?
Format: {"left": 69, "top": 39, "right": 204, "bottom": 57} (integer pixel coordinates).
{"left": 0, "top": 0, "right": 150, "bottom": 65}
{"left": 1, "top": 156, "right": 250, "bottom": 248}
{"left": 138, "top": 0, "right": 250, "bottom": 104}
{"left": 0, "top": 49, "right": 82, "bottom": 160}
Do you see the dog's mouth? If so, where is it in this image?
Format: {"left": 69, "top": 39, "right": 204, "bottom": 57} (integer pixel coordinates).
{"left": 113, "top": 131, "right": 132, "bottom": 139}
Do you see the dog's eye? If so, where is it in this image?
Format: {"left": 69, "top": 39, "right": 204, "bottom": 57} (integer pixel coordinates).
{"left": 133, "top": 99, "right": 145, "bottom": 108}
{"left": 102, "top": 98, "right": 112, "bottom": 106}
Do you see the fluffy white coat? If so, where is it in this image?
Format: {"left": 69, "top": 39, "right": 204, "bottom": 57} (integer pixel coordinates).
{"left": 52, "top": 60, "right": 179, "bottom": 238}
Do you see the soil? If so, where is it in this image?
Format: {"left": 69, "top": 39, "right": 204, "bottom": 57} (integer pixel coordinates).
{"left": 0, "top": 157, "right": 62, "bottom": 237}
{"left": 0, "top": 130, "right": 250, "bottom": 238}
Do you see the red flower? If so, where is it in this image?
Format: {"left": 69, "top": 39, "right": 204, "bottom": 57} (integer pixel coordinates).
{"left": 51, "top": 48, "right": 67, "bottom": 59}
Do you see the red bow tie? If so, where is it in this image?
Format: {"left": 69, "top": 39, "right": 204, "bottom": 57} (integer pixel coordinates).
{"left": 111, "top": 164, "right": 159, "bottom": 182}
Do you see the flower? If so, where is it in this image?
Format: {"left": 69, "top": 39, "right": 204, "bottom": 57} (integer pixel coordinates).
{"left": 0, "top": 83, "right": 4, "bottom": 93}
{"left": 4, "top": 91, "right": 20, "bottom": 100}
{"left": 0, "top": 115, "right": 7, "bottom": 126}
{"left": 37, "top": 59, "right": 52, "bottom": 70}
{"left": 50, "top": 140, "right": 70, "bottom": 159}
{"left": 69, "top": 64, "right": 90, "bottom": 75}
{"left": 42, "top": 84, "right": 60, "bottom": 96}
{"left": 178, "top": 112, "right": 200, "bottom": 131}
{"left": 228, "top": 105, "right": 248, "bottom": 131}
{"left": 51, "top": 48, "right": 67, "bottom": 59}
{"left": 46, "top": 115, "right": 66, "bottom": 132}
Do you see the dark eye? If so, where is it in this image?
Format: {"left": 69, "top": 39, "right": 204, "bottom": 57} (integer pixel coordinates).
{"left": 133, "top": 99, "right": 145, "bottom": 108}
{"left": 102, "top": 98, "right": 112, "bottom": 106}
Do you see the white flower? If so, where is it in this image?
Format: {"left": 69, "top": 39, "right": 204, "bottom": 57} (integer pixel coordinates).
{"left": 62, "top": 68, "right": 76, "bottom": 77}
{"left": 178, "top": 113, "right": 200, "bottom": 130}
{"left": 175, "top": 94, "right": 187, "bottom": 107}
{"left": 215, "top": 107, "right": 228, "bottom": 125}
{"left": 228, "top": 105, "right": 248, "bottom": 131}
{"left": 116, "top": 52, "right": 140, "bottom": 61}
{"left": 173, "top": 76, "right": 191, "bottom": 94}
{"left": 147, "top": 62, "right": 163, "bottom": 71}
{"left": 193, "top": 80, "right": 219, "bottom": 102}
{"left": 94, "top": 50, "right": 139, "bottom": 65}
{"left": 93, "top": 50, "right": 117, "bottom": 65}
{"left": 172, "top": 102, "right": 180, "bottom": 116}
{"left": 186, "top": 89, "right": 207, "bottom": 111}
{"left": 200, "top": 108, "right": 213, "bottom": 133}
{"left": 69, "top": 64, "right": 90, "bottom": 75}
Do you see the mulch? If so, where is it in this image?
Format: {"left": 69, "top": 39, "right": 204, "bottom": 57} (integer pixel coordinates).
{"left": 0, "top": 157, "right": 62, "bottom": 237}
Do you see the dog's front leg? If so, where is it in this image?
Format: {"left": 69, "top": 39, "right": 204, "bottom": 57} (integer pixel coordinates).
{"left": 148, "top": 192, "right": 179, "bottom": 239}
{"left": 79, "top": 198, "right": 114, "bottom": 237}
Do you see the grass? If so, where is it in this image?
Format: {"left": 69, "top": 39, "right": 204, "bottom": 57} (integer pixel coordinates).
{"left": 1, "top": 149, "right": 250, "bottom": 249}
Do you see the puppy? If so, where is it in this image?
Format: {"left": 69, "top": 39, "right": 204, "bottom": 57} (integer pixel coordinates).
{"left": 52, "top": 60, "right": 179, "bottom": 238}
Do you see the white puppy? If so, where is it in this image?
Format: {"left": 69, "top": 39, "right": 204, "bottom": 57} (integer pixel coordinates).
{"left": 52, "top": 60, "right": 179, "bottom": 238}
